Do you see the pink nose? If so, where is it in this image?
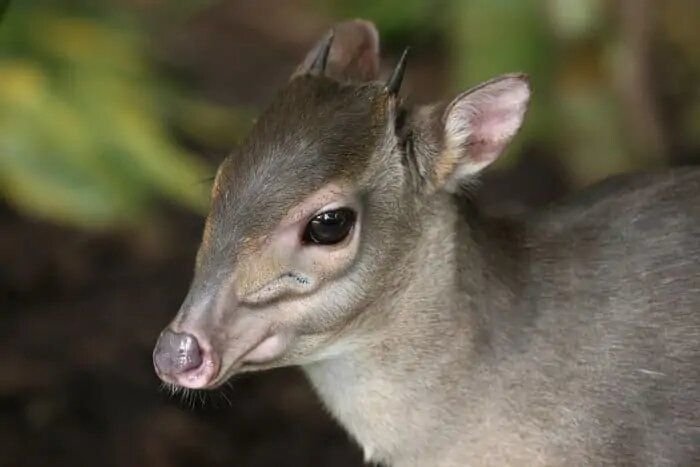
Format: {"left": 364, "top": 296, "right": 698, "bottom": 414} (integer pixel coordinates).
{"left": 153, "top": 330, "right": 203, "bottom": 377}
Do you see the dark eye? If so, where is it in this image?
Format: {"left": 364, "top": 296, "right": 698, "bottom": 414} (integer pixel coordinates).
{"left": 304, "top": 208, "right": 356, "bottom": 245}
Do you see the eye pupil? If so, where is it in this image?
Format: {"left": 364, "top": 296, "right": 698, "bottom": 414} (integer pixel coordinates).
{"left": 304, "top": 208, "right": 356, "bottom": 245}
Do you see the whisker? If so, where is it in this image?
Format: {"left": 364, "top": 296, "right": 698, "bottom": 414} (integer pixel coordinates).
{"left": 219, "top": 388, "right": 233, "bottom": 407}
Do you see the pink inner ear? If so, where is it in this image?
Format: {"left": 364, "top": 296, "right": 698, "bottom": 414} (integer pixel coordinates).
{"left": 446, "top": 76, "right": 530, "bottom": 168}
{"left": 469, "top": 106, "right": 524, "bottom": 163}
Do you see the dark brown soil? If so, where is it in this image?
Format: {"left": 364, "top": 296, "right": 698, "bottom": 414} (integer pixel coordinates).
{"left": 0, "top": 153, "right": 569, "bottom": 467}
{"left": 0, "top": 201, "right": 365, "bottom": 467}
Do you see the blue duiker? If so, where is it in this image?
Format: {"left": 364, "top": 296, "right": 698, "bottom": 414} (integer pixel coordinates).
{"left": 153, "top": 20, "right": 700, "bottom": 466}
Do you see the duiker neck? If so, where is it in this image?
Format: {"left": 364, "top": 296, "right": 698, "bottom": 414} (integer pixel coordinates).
{"left": 303, "top": 192, "right": 525, "bottom": 465}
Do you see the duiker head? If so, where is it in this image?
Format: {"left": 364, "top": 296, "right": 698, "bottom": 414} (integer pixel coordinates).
{"left": 153, "top": 19, "right": 530, "bottom": 389}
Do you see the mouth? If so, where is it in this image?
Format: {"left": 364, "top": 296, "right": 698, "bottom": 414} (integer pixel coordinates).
{"left": 211, "top": 331, "right": 293, "bottom": 386}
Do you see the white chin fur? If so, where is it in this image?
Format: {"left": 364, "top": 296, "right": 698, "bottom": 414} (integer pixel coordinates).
{"left": 242, "top": 333, "right": 292, "bottom": 364}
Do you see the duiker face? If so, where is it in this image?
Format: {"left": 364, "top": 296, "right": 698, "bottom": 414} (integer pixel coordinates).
{"left": 153, "top": 20, "right": 530, "bottom": 390}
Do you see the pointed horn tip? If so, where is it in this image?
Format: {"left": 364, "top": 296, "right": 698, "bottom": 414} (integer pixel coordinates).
{"left": 311, "top": 29, "right": 335, "bottom": 74}
{"left": 386, "top": 47, "right": 410, "bottom": 96}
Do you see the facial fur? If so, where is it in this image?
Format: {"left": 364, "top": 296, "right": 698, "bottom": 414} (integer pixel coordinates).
{"left": 153, "top": 19, "right": 530, "bottom": 392}
{"left": 158, "top": 72, "right": 419, "bottom": 388}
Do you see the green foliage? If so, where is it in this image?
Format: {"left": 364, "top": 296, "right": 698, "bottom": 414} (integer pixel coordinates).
{"left": 449, "top": 0, "right": 556, "bottom": 168}
{"left": 325, "top": 0, "right": 700, "bottom": 185}
{"left": 0, "top": 2, "right": 211, "bottom": 229}
{"left": 317, "top": 0, "right": 443, "bottom": 46}
{"left": 1, "top": 0, "right": 698, "bottom": 231}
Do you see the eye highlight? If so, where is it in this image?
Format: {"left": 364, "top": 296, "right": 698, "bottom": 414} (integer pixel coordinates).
{"left": 303, "top": 208, "right": 356, "bottom": 245}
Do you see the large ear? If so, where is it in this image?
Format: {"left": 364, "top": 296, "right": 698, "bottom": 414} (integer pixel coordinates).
{"left": 292, "top": 19, "right": 380, "bottom": 82}
{"left": 415, "top": 74, "right": 530, "bottom": 192}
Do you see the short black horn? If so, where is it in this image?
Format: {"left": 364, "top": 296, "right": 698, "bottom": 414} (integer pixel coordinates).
{"left": 386, "top": 47, "right": 409, "bottom": 95}
{"left": 311, "top": 30, "right": 334, "bottom": 74}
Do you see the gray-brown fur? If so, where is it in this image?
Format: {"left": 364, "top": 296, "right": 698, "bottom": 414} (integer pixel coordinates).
{"left": 154, "top": 20, "right": 700, "bottom": 466}
{"left": 309, "top": 171, "right": 699, "bottom": 466}
{"left": 204, "top": 76, "right": 386, "bottom": 262}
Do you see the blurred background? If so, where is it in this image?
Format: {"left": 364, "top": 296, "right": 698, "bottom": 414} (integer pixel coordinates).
{"left": 1, "top": 0, "right": 699, "bottom": 466}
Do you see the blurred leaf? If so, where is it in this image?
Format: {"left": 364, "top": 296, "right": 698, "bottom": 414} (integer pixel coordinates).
{"left": 556, "top": 86, "right": 632, "bottom": 185}
{"left": 172, "top": 97, "right": 255, "bottom": 151}
{"left": 548, "top": 0, "right": 605, "bottom": 39}
{"left": 318, "top": 0, "right": 444, "bottom": 46}
{"left": 0, "top": 2, "right": 210, "bottom": 230}
{"left": 0, "top": 0, "right": 10, "bottom": 22}
{"left": 449, "top": 0, "right": 558, "bottom": 168}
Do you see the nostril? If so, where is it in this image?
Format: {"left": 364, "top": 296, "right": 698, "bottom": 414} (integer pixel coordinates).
{"left": 153, "top": 330, "right": 203, "bottom": 376}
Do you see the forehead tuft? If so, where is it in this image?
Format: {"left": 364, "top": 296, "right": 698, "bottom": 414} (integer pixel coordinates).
{"left": 205, "top": 76, "right": 389, "bottom": 254}
{"left": 246, "top": 76, "right": 387, "bottom": 168}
